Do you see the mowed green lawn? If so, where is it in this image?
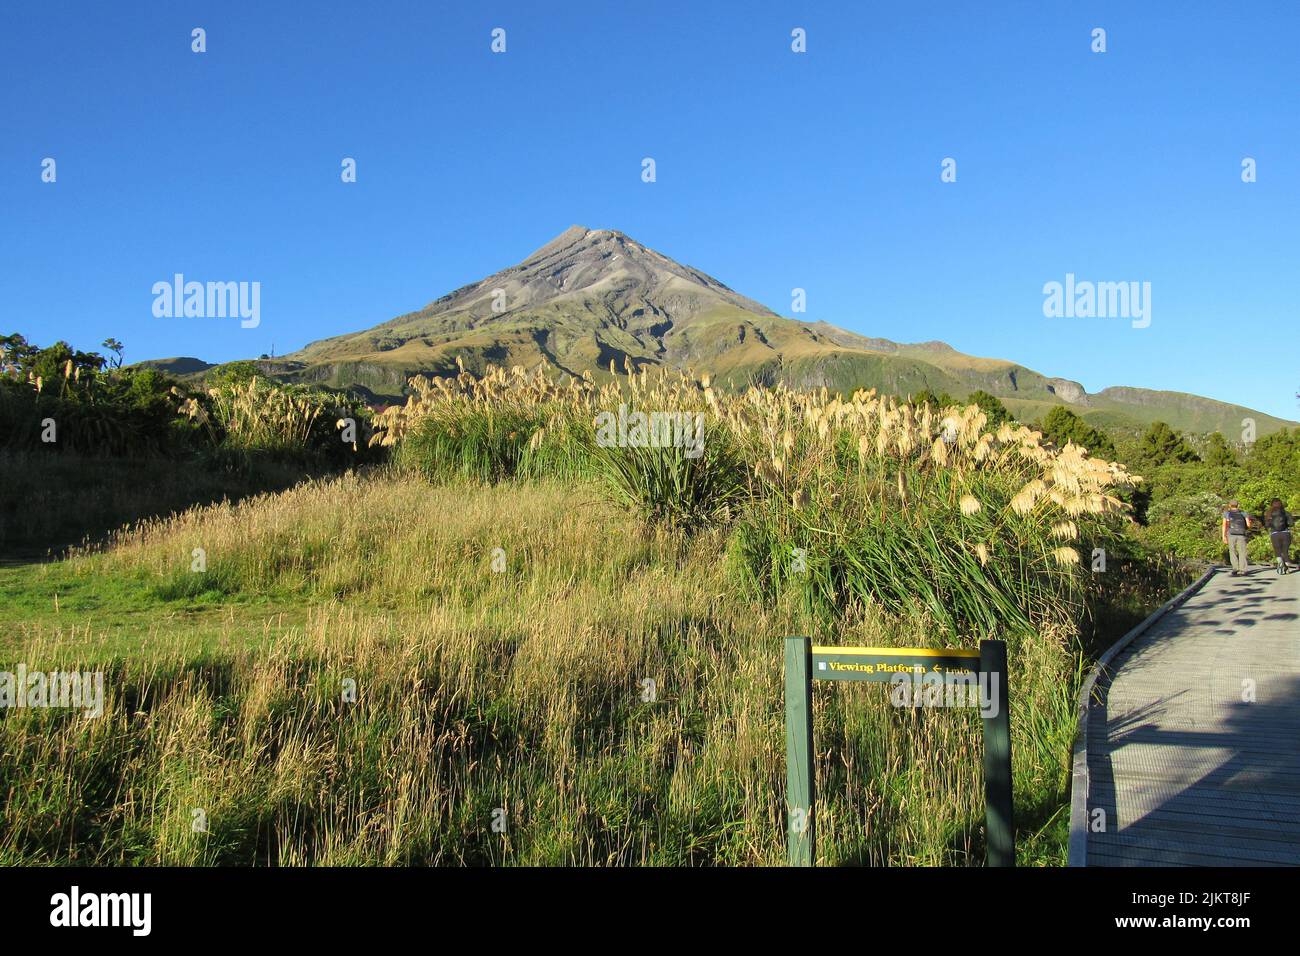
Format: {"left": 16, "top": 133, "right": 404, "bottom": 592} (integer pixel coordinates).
{"left": 1, "top": 561, "right": 310, "bottom": 661}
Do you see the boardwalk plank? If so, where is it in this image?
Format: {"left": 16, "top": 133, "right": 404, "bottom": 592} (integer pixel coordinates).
{"left": 1082, "top": 566, "right": 1300, "bottom": 867}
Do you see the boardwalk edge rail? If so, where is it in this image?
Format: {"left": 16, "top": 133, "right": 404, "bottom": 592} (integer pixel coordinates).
{"left": 1066, "top": 564, "right": 1217, "bottom": 867}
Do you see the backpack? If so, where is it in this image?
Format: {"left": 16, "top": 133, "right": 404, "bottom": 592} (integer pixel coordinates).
{"left": 1268, "top": 509, "right": 1292, "bottom": 533}
{"left": 1225, "top": 509, "right": 1248, "bottom": 536}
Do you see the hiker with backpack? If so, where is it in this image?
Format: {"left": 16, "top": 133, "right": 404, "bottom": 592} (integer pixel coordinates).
{"left": 1265, "top": 498, "right": 1294, "bottom": 575}
{"left": 1222, "top": 500, "right": 1254, "bottom": 576}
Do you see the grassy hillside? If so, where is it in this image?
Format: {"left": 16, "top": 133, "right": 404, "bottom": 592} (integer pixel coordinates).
{"left": 0, "top": 471, "right": 1133, "bottom": 866}
{"left": 134, "top": 357, "right": 215, "bottom": 377}
{"left": 1087, "top": 387, "right": 1294, "bottom": 435}
{"left": 0, "top": 369, "right": 1190, "bottom": 866}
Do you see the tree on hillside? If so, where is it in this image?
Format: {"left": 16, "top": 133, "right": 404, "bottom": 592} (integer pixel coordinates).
{"left": 1245, "top": 428, "right": 1300, "bottom": 487}
{"left": 1203, "top": 431, "right": 1236, "bottom": 467}
{"left": 1, "top": 333, "right": 39, "bottom": 372}
{"left": 967, "top": 390, "right": 1012, "bottom": 427}
{"left": 24, "top": 340, "right": 106, "bottom": 388}
{"left": 101, "top": 338, "right": 125, "bottom": 369}
{"left": 909, "top": 388, "right": 957, "bottom": 410}
{"left": 1040, "top": 406, "right": 1116, "bottom": 457}
{"left": 0, "top": 331, "right": 195, "bottom": 456}
{"left": 1139, "top": 421, "right": 1200, "bottom": 467}
{"left": 207, "top": 361, "right": 262, "bottom": 388}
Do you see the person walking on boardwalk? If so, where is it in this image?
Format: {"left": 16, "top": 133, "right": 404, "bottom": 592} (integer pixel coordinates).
{"left": 1222, "top": 499, "right": 1254, "bottom": 576}
{"left": 1264, "top": 498, "right": 1294, "bottom": 575}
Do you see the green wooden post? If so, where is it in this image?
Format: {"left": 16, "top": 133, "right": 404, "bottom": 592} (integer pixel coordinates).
{"left": 784, "top": 635, "right": 816, "bottom": 866}
{"left": 980, "top": 639, "right": 1015, "bottom": 867}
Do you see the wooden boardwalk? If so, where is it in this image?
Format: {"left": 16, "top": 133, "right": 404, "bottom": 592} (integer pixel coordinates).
{"left": 1074, "top": 565, "right": 1300, "bottom": 866}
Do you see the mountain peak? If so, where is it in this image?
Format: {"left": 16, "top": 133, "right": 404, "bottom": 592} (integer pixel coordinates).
{"left": 289, "top": 226, "right": 780, "bottom": 372}
{"left": 522, "top": 225, "right": 668, "bottom": 269}
{"left": 523, "top": 224, "right": 593, "bottom": 262}
{"left": 449, "top": 225, "right": 778, "bottom": 322}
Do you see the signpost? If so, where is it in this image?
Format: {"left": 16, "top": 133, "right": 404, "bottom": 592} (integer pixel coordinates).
{"left": 783, "top": 637, "right": 1015, "bottom": 867}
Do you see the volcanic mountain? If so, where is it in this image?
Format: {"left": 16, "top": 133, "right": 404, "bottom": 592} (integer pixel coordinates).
{"left": 243, "top": 226, "right": 1294, "bottom": 435}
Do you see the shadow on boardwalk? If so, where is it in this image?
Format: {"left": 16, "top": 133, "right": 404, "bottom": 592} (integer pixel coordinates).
{"left": 1084, "top": 567, "right": 1300, "bottom": 866}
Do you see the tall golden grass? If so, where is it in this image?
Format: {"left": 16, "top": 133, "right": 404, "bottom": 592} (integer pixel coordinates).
{"left": 7, "top": 475, "right": 1086, "bottom": 865}
{"left": 382, "top": 364, "right": 1140, "bottom": 636}
{"left": 1, "top": 366, "right": 1160, "bottom": 866}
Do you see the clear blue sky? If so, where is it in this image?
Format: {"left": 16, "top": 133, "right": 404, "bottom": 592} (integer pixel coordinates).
{"left": 3, "top": 1, "right": 1297, "bottom": 419}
